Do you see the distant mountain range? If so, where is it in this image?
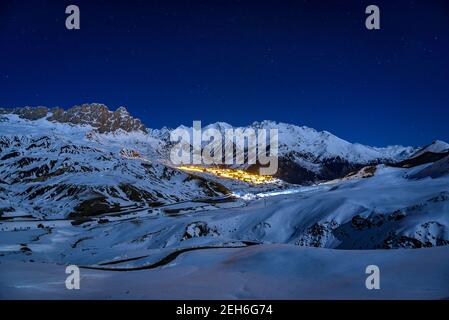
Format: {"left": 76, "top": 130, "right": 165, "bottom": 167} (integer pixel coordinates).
{"left": 0, "top": 104, "right": 147, "bottom": 133}
{"left": 1, "top": 104, "right": 448, "bottom": 220}
{"left": 154, "top": 120, "right": 422, "bottom": 183}
{"left": 1, "top": 103, "right": 449, "bottom": 256}
{"left": 4, "top": 103, "right": 443, "bottom": 183}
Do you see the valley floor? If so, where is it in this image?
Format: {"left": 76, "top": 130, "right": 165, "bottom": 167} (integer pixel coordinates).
{"left": 1, "top": 164, "right": 449, "bottom": 299}
{"left": 1, "top": 244, "right": 449, "bottom": 299}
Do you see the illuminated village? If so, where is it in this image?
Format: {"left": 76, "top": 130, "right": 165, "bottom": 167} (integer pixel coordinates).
{"left": 177, "top": 165, "right": 276, "bottom": 184}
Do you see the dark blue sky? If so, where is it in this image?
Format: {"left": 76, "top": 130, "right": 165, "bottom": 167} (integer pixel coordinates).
{"left": 0, "top": 0, "right": 448, "bottom": 147}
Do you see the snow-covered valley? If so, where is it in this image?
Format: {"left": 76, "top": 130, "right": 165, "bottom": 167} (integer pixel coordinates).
{"left": 1, "top": 105, "right": 449, "bottom": 299}
{"left": 2, "top": 244, "right": 449, "bottom": 299}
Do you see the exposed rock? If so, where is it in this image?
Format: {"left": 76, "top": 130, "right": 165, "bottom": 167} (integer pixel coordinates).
{"left": 48, "top": 104, "right": 147, "bottom": 133}
{"left": 120, "top": 148, "right": 142, "bottom": 158}
{"left": 0, "top": 104, "right": 147, "bottom": 133}
{"left": 295, "top": 220, "right": 339, "bottom": 247}
{"left": 70, "top": 196, "right": 121, "bottom": 218}
{"left": 392, "top": 151, "right": 449, "bottom": 168}
{"left": 118, "top": 183, "right": 159, "bottom": 203}
{"left": 382, "top": 235, "right": 430, "bottom": 249}
{"left": 183, "top": 174, "right": 230, "bottom": 196}
{"left": 182, "top": 221, "right": 219, "bottom": 240}
{"left": 344, "top": 165, "right": 377, "bottom": 179}
{"left": 0, "top": 207, "right": 14, "bottom": 217}
{"left": 0, "top": 106, "right": 51, "bottom": 120}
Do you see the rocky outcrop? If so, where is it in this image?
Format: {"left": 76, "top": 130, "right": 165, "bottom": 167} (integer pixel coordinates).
{"left": 0, "top": 104, "right": 147, "bottom": 133}
{"left": 182, "top": 221, "right": 219, "bottom": 240}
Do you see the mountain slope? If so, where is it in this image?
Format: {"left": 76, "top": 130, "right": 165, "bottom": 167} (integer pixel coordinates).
{"left": 0, "top": 114, "right": 228, "bottom": 219}
{"left": 0, "top": 103, "right": 147, "bottom": 133}
{"left": 162, "top": 120, "right": 418, "bottom": 183}
{"left": 1, "top": 104, "right": 447, "bottom": 219}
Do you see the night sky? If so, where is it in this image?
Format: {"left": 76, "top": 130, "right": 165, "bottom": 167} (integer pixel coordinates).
{"left": 0, "top": 0, "right": 448, "bottom": 147}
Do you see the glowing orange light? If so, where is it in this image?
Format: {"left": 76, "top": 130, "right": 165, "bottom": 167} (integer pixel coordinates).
{"left": 177, "top": 166, "right": 275, "bottom": 184}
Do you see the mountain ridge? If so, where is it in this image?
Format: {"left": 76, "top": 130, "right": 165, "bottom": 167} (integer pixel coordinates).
{"left": 1, "top": 104, "right": 447, "bottom": 184}
{"left": 1, "top": 106, "right": 449, "bottom": 252}
{"left": 0, "top": 103, "right": 147, "bottom": 134}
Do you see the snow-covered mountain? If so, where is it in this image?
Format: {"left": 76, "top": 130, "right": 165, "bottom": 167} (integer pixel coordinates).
{"left": 0, "top": 103, "right": 147, "bottom": 133}
{"left": 1, "top": 104, "right": 426, "bottom": 186}
{"left": 162, "top": 120, "right": 418, "bottom": 183}
{"left": 411, "top": 140, "right": 449, "bottom": 158}
{"left": 250, "top": 120, "right": 417, "bottom": 183}
{"left": 1, "top": 104, "right": 449, "bottom": 299}
{"left": 0, "top": 113, "right": 229, "bottom": 219}
{"left": 0, "top": 104, "right": 447, "bottom": 223}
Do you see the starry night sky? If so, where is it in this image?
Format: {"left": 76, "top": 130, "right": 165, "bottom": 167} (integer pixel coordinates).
{"left": 0, "top": 0, "right": 448, "bottom": 147}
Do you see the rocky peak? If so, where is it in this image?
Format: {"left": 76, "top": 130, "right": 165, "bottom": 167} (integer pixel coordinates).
{"left": 0, "top": 106, "right": 51, "bottom": 120}
{"left": 116, "top": 106, "right": 130, "bottom": 115}
{"left": 0, "top": 104, "right": 147, "bottom": 133}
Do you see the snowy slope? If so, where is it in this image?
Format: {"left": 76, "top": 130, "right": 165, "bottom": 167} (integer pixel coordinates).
{"left": 1, "top": 162, "right": 448, "bottom": 274}
{"left": 408, "top": 155, "right": 449, "bottom": 179}
{"left": 165, "top": 120, "right": 416, "bottom": 164}
{"left": 2, "top": 244, "right": 449, "bottom": 299}
{"left": 0, "top": 115, "right": 229, "bottom": 219}
{"left": 1, "top": 106, "right": 449, "bottom": 300}
{"left": 0, "top": 105, "right": 430, "bottom": 186}
{"left": 411, "top": 140, "right": 449, "bottom": 158}
{"left": 1, "top": 106, "right": 447, "bottom": 218}
{"left": 163, "top": 120, "right": 418, "bottom": 183}
{"left": 250, "top": 121, "right": 415, "bottom": 162}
